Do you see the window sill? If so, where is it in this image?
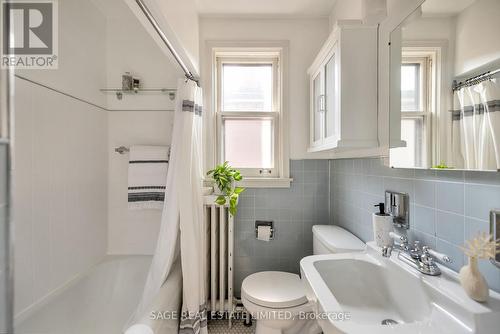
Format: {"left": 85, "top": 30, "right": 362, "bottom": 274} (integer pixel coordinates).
{"left": 237, "top": 177, "right": 292, "bottom": 188}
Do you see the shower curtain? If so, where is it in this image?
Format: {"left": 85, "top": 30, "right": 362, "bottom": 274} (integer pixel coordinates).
{"left": 125, "top": 79, "right": 207, "bottom": 334}
{"left": 451, "top": 78, "right": 500, "bottom": 170}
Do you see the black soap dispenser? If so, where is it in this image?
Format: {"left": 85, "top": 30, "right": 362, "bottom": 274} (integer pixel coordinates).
{"left": 372, "top": 202, "right": 393, "bottom": 247}
{"left": 374, "top": 203, "right": 388, "bottom": 216}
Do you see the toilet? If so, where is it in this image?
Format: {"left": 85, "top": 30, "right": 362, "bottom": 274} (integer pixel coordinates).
{"left": 241, "top": 225, "right": 365, "bottom": 334}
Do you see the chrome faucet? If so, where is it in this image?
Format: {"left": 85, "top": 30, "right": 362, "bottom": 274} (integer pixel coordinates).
{"left": 385, "top": 232, "right": 452, "bottom": 276}
{"left": 390, "top": 232, "right": 409, "bottom": 252}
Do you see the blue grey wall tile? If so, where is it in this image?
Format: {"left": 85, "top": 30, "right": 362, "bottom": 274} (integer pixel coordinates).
{"left": 234, "top": 232, "right": 255, "bottom": 257}
{"left": 303, "top": 159, "right": 318, "bottom": 171}
{"left": 383, "top": 177, "right": 415, "bottom": 199}
{"left": 413, "top": 205, "right": 436, "bottom": 235}
{"left": 436, "top": 210, "right": 464, "bottom": 245}
{"left": 464, "top": 171, "right": 500, "bottom": 186}
{"left": 465, "top": 184, "right": 500, "bottom": 221}
{"left": 235, "top": 157, "right": 500, "bottom": 295}
{"left": 435, "top": 239, "right": 464, "bottom": 272}
{"left": 329, "top": 157, "right": 500, "bottom": 293}
{"left": 477, "top": 259, "right": 500, "bottom": 292}
{"left": 464, "top": 217, "right": 489, "bottom": 240}
{"left": 290, "top": 160, "right": 304, "bottom": 171}
{"left": 414, "top": 180, "right": 435, "bottom": 208}
{"left": 233, "top": 159, "right": 330, "bottom": 297}
{"left": 364, "top": 175, "right": 384, "bottom": 195}
{"left": 236, "top": 206, "right": 255, "bottom": 220}
{"left": 414, "top": 168, "right": 437, "bottom": 180}
{"left": 408, "top": 229, "right": 436, "bottom": 248}
{"left": 435, "top": 170, "right": 464, "bottom": 182}
{"left": 317, "top": 160, "right": 328, "bottom": 171}
{"left": 235, "top": 219, "right": 254, "bottom": 233}
{"left": 436, "top": 182, "right": 464, "bottom": 214}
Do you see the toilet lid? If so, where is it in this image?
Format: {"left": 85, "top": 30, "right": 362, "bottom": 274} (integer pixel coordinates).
{"left": 242, "top": 271, "right": 308, "bottom": 308}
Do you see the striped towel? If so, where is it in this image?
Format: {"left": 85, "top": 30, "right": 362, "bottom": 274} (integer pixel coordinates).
{"left": 128, "top": 145, "right": 169, "bottom": 210}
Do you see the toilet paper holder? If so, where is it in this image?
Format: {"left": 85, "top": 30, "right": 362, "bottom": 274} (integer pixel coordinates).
{"left": 255, "top": 221, "right": 275, "bottom": 240}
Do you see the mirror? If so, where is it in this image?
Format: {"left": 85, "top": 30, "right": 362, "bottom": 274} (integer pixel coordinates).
{"left": 389, "top": 0, "right": 500, "bottom": 171}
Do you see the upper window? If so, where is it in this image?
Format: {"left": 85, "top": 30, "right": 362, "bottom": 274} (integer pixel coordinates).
{"left": 401, "top": 62, "right": 422, "bottom": 112}
{"left": 221, "top": 64, "right": 273, "bottom": 112}
{"left": 392, "top": 54, "right": 433, "bottom": 168}
{"left": 216, "top": 54, "right": 280, "bottom": 178}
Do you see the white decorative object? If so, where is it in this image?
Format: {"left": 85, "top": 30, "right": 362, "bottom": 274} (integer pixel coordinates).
{"left": 372, "top": 213, "right": 393, "bottom": 247}
{"left": 459, "top": 256, "right": 488, "bottom": 302}
{"left": 372, "top": 202, "right": 393, "bottom": 247}
{"left": 459, "top": 232, "right": 500, "bottom": 302}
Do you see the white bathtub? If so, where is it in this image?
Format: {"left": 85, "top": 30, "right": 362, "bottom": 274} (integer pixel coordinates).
{"left": 15, "top": 255, "right": 152, "bottom": 334}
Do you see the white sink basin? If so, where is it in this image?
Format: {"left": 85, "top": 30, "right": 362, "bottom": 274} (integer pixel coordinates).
{"left": 300, "top": 242, "right": 500, "bottom": 334}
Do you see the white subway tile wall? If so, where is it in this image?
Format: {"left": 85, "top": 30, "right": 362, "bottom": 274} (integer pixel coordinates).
{"left": 330, "top": 158, "right": 500, "bottom": 292}
{"left": 13, "top": 78, "right": 108, "bottom": 315}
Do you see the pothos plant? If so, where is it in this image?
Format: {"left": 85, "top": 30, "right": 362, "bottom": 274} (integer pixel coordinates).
{"left": 207, "top": 161, "right": 245, "bottom": 216}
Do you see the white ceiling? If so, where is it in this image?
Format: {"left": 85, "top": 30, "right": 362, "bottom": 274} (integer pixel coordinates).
{"left": 195, "top": 0, "right": 337, "bottom": 17}
{"left": 421, "top": 0, "right": 476, "bottom": 17}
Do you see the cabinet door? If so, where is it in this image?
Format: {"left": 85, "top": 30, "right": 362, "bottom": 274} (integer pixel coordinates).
{"left": 324, "top": 50, "right": 339, "bottom": 145}
{"left": 311, "top": 70, "right": 324, "bottom": 145}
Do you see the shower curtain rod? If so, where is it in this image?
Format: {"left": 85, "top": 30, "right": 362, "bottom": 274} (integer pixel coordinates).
{"left": 135, "top": 0, "right": 200, "bottom": 86}
{"left": 452, "top": 68, "right": 500, "bottom": 91}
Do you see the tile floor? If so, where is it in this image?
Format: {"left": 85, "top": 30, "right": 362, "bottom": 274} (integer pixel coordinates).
{"left": 208, "top": 319, "right": 255, "bottom": 334}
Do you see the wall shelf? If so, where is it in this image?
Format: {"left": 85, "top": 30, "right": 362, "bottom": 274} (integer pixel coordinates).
{"left": 100, "top": 88, "right": 176, "bottom": 100}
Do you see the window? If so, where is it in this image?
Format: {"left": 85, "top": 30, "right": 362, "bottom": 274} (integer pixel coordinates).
{"left": 392, "top": 54, "right": 433, "bottom": 168}
{"left": 216, "top": 53, "right": 282, "bottom": 178}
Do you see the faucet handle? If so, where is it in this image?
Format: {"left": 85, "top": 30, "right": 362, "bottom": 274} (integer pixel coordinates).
{"left": 389, "top": 231, "right": 407, "bottom": 243}
{"left": 427, "top": 248, "right": 452, "bottom": 263}
{"left": 389, "top": 232, "right": 409, "bottom": 251}
{"left": 409, "top": 241, "right": 422, "bottom": 259}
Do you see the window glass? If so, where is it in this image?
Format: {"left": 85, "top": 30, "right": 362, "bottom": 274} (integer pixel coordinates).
{"left": 222, "top": 64, "right": 273, "bottom": 111}
{"left": 223, "top": 119, "right": 273, "bottom": 169}
{"left": 391, "top": 117, "right": 424, "bottom": 168}
{"left": 401, "top": 63, "right": 421, "bottom": 112}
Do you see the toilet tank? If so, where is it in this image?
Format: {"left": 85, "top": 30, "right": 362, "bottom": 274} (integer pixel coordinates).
{"left": 312, "top": 225, "right": 366, "bottom": 255}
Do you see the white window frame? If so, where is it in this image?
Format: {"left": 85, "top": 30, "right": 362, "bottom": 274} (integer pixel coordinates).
{"left": 207, "top": 43, "right": 291, "bottom": 188}
{"left": 401, "top": 54, "right": 433, "bottom": 167}
{"left": 216, "top": 56, "right": 280, "bottom": 178}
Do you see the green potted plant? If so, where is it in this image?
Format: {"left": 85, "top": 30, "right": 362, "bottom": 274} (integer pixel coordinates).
{"left": 206, "top": 161, "right": 245, "bottom": 216}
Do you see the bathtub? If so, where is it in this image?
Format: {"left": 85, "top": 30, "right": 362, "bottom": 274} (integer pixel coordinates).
{"left": 15, "top": 255, "right": 152, "bottom": 334}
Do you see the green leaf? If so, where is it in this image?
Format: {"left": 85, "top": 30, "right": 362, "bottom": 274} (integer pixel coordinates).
{"left": 234, "top": 187, "right": 245, "bottom": 194}
{"left": 215, "top": 196, "right": 226, "bottom": 206}
{"left": 208, "top": 162, "right": 244, "bottom": 207}
{"left": 229, "top": 206, "right": 237, "bottom": 217}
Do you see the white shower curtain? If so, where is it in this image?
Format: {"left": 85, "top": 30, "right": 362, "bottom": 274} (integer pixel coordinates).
{"left": 451, "top": 78, "right": 500, "bottom": 170}
{"left": 125, "top": 79, "right": 207, "bottom": 334}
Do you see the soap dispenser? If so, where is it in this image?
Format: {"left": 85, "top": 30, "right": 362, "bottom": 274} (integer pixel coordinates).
{"left": 373, "top": 203, "right": 393, "bottom": 247}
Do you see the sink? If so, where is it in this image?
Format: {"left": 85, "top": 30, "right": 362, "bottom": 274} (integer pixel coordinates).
{"left": 300, "top": 242, "right": 500, "bottom": 334}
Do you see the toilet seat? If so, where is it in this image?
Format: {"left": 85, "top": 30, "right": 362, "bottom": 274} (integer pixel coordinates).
{"left": 242, "top": 271, "right": 308, "bottom": 309}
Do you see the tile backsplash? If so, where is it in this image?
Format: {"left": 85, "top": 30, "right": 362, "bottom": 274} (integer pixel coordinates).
{"left": 330, "top": 158, "right": 500, "bottom": 292}
{"left": 233, "top": 157, "right": 500, "bottom": 296}
{"left": 234, "top": 160, "right": 329, "bottom": 296}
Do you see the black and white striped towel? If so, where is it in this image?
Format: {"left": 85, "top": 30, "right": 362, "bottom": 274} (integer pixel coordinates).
{"left": 128, "top": 145, "right": 169, "bottom": 210}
